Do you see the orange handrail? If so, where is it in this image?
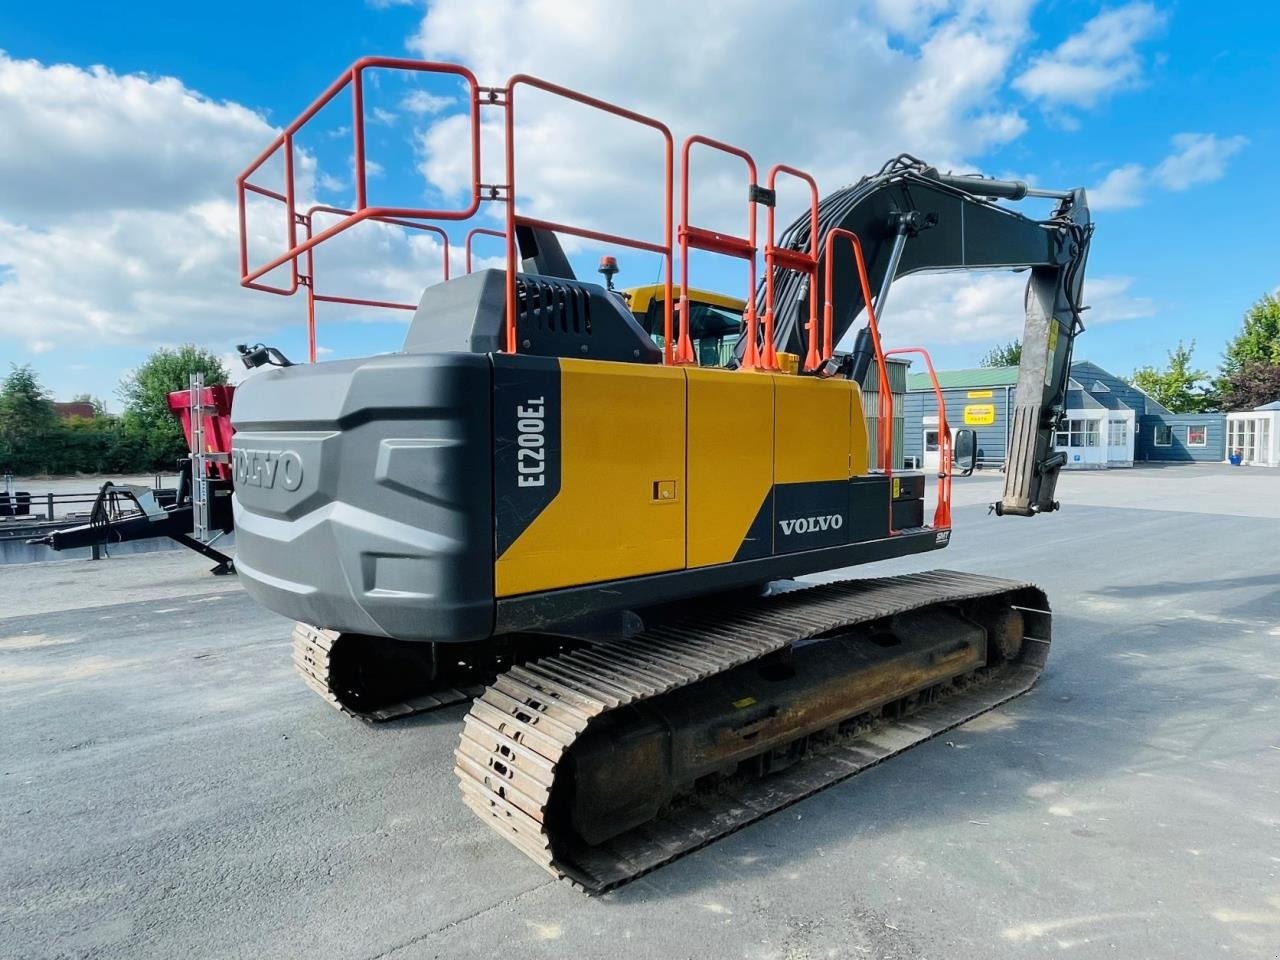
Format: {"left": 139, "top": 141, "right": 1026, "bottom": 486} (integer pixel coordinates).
{"left": 465, "top": 227, "right": 506, "bottom": 273}
{"left": 885, "top": 347, "right": 952, "bottom": 531}
{"left": 822, "top": 228, "right": 892, "bottom": 473}
{"left": 301, "top": 205, "right": 450, "bottom": 362}
{"left": 503, "top": 74, "right": 674, "bottom": 359}
{"left": 677, "top": 135, "right": 760, "bottom": 367}
{"left": 237, "top": 57, "right": 481, "bottom": 291}
{"left": 763, "top": 165, "right": 820, "bottom": 372}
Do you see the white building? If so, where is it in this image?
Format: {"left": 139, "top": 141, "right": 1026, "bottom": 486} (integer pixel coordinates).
{"left": 1226, "top": 402, "right": 1280, "bottom": 467}
{"left": 1053, "top": 382, "right": 1136, "bottom": 469}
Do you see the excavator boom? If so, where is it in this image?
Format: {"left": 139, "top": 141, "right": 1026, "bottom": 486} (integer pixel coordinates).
{"left": 760, "top": 157, "right": 1092, "bottom": 515}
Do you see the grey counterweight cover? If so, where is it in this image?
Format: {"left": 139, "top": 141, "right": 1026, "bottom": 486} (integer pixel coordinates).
{"left": 231, "top": 352, "right": 494, "bottom": 643}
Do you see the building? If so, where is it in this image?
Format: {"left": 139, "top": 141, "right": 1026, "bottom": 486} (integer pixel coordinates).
{"left": 51, "top": 401, "right": 97, "bottom": 421}
{"left": 1226, "top": 402, "right": 1280, "bottom": 467}
{"left": 862, "top": 357, "right": 909, "bottom": 469}
{"left": 902, "top": 359, "right": 1231, "bottom": 469}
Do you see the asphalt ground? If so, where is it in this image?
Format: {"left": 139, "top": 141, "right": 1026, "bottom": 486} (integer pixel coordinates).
{"left": 2, "top": 465, "right": 1278, "bottom": 959}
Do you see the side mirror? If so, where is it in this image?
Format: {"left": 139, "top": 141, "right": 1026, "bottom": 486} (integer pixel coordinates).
{"left": 953, "top": 428, "right": 976, "bottom": 477}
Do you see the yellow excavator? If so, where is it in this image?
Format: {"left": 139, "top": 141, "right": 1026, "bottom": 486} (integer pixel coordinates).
{"left": 230, "top": 59, "right": 1091, "bottom": 891}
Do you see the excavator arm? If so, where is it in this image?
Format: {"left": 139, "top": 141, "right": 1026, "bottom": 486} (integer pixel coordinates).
{"left": 758, "top": 155, "right": 1093, "bottom": 516}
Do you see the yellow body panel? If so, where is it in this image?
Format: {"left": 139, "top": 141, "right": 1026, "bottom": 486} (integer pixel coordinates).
{"left": 495, "top": 359, "right": 686, "bottom": 597}
{"left": 773, "top": 375, "right": 853, "bottom": 484}
{"left": 686, "top": 367, "right": 775, "bottom": 567}
{"left": 496, "top": 361, "right": 876, "bottom": 596}
{"left": 849, "top": 385, "right": 870, "bottom": 477}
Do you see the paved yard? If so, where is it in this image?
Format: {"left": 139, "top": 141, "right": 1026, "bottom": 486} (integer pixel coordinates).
{"left": 1, "top": 464, "right": 1277, "bottom": 959}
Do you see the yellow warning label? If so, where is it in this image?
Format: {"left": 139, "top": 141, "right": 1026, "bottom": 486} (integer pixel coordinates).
{"left": 1046, "top": 324, "right": 1060, "bottom": 386}
{"left": 966, "top": 389, "right": 994, "bottom": 399}
{"left": 964, "top": 403, "right": 996, "bottom": 426}
{"left": 892, "top": 477, "right": 901, "bottom": 498}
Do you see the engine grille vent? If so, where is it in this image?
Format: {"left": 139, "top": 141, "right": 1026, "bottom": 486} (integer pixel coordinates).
{"left": 515, "top": 278, "right": 593, "bottom": 336}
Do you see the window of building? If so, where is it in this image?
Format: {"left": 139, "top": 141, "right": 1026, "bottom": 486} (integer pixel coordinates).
{"left": 1055, "top": 418, "right": 1100, "bottom": 448}
{"left": 1186, "top": 424, "right": 1207, "bottom": 447}
{"left": 1229, "top": 418, "right": 1270, "bottom": 463}
{"left": 1154, "top": 424, "right": 1173, "bottom": 446}
{"left": 1108, "top": 420, "right": 1128, "bottom": 446}
{"left": 923, "top": 430, "right": 939, "bottom": 453}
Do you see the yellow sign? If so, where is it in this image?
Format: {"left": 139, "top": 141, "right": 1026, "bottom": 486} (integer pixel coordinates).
{"left": 964, "top": 403, "right": 996, "bottom": 426}
{"left": 966, "top": 389, "right": 994, "bottom": 399}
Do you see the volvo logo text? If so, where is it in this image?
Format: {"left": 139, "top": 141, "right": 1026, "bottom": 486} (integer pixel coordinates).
{"left": 233, "top": 448, "right": 304, "bottom": 491}
{"left": 778, "top": 515, "right": 843, "bottom": 535}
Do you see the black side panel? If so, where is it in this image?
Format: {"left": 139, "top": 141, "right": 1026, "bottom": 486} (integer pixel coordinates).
{"left": 891, "top": 473, "right": 925, "bottom": 501}
{"left": 892, "top": 499, "right": 925, "bottom": 529}
{"left": 848, "top": 475, "right": 891, "bottom": 543}
{"left": 773, "top": 480, "right": 851, "bottom": 554}
{"left": 496, "top": 527, "right": 946, "bottom": 634}
{"left": 493, "top": 355, "right": 562, "bottom": 556}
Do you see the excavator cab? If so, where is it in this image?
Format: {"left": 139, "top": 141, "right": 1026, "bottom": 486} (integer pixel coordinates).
{"left": 624, "top": 283, "right": 745, "bottom": 367}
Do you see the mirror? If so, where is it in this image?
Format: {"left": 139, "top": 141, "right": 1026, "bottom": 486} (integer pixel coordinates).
{"left": 953, "top": 428, "right": 976, "bottom": 477}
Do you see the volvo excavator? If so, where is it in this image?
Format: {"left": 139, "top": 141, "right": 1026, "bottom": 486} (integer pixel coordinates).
{"left": 230, "top": 58, "right": 1091, "bottom": 891}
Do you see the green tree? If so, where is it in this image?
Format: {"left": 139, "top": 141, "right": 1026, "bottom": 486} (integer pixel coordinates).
{"left": 1217, "top": 361, "right": 1280, "bottom": 411}
{"left": 1131, "top": 340, "right": 1214, "bottom": 413}
{"left": 980, "top": 339, "right": 1021, "bottom": 367}
{"left": 1221, "top": 293, "right": 1280, "bottom": 374}
{"left": 118, "top": 345, "right": 229, "bottom": 469}
{"left": 0, "top": 364, "right": 58, "bottom": 473}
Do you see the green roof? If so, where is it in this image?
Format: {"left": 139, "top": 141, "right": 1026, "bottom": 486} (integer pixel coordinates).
{"left": 906, "top": 366, "right": 1019, "bottom": 391}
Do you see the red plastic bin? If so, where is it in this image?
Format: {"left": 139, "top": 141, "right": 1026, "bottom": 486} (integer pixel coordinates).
{"left": 166, "top": 385, "right": 236, "bottom": 480}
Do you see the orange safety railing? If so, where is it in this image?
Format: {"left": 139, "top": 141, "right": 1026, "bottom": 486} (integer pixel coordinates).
{"left": 890, "top": 345, "right": 952, "bottom": 529}
{"left": 237, "top": 58, "right": 481, "bottom": 358}
{"left": 238, "top": 57, "right": 481, "bottom": 298}
{"left": 239, "top": 57, "right": 895, "bottom": 384}
{"left": 465, "top": 227, "right": 506, "bottom": 273}
{"left": 677, "top": 136, "right": 760, "bottom": 366}
{"left": 885, "top": 347, "right": 952, "bottom": 531}
{"left": 502, "top": 75, "right": 674, "bottom": 358}
{"left": 822, "top": 228, "right": 892, "bottom": 475}
{"left": 302, "top": 205, "right": 449, "bottom": 363}
{"left": 762, "top": 164, "right": 821, "bottom": 372}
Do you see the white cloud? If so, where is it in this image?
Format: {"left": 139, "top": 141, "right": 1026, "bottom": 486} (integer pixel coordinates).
{"left": 1014, "top": 2, "right": 1166, "bottom": 109}
{"left": 0, "top": 53, "right": 274, "bottom": 220}
{"left": 401, "top": 89, "right": 453, "bottom": 115}
{"left": 0, "top": 53, "right": 442, "bottom": 355}
{"left": 869, "top": 270, "right": 1154, "bottom": 352}
{"left": 410, "top": 0, "right": 1037, "bottom": 241}
{"left": 1086, "top": 132, "right": 1246, "bottom": 212}
{"left": 1153, "top": 132, "right": 1248, "bottom": 191}
{"left": 1088, "top": 163, "right": 1147, "bottom": 211}
{"left": 0, "top": 4, "right": 1174, "bottom": 364}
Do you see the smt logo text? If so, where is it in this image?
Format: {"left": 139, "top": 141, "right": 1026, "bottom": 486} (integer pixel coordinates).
{"left": 778, "top": 514, "right": 844, "bottom": 535}
{"left": 233, "top": 448, "right": 304, "bottom": 492}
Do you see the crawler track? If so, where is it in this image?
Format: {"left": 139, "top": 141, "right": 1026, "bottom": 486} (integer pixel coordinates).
{"left": 292, "top": 623, "right": 484, "bottom": 722}
{"left": 455, "top": 570, "right": 1050, "bottom": 891}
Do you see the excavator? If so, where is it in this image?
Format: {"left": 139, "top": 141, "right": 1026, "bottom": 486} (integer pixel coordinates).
{"left": 230, "top": 58, "right": 1091, "bottom": 891}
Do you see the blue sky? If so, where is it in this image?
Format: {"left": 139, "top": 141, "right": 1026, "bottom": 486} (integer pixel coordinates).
{"left": 0, "top": 1, "right": 1276, "bottom": 408}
